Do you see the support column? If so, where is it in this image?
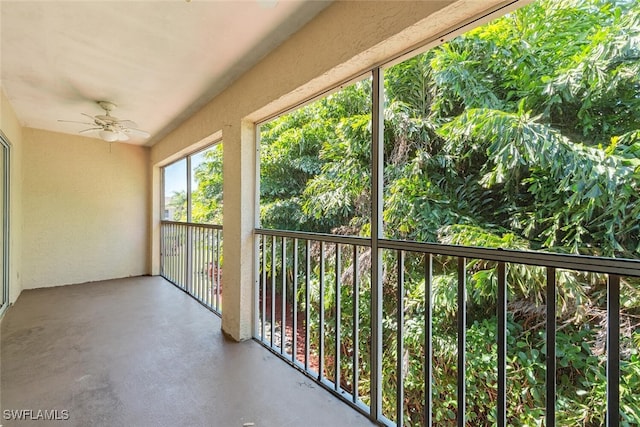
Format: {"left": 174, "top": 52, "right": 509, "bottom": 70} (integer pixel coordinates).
{"left": 149, "top": 165, "right": 161, "bottom": 276}
{"left": 221, "top": 120, "right": 255, "bottom": 341}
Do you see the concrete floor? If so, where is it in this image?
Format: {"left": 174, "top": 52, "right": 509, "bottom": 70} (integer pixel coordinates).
{"left": 1, "top": 276, "right": 375, "bottom": 427}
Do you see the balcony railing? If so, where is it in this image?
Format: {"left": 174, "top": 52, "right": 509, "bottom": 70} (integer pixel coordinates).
{"left": 255, "top": 228, "right": 640, "bottom": 427}
{"left": 160, "top": 221, "right": 222, "bottom": 315}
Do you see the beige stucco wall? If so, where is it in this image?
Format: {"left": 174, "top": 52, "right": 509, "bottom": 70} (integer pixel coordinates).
{"left": 1, "top": 87, "right": 23, "bottom": 304}
{"left": 21, "top": 128, "right": 149, "bottom": 289}
{"left": 150, "top": 0, "right": 517, "bottom": 341}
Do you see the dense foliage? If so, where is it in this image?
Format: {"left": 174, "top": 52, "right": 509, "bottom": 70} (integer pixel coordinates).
{"left": 191, "top": 0, "right": 640, "bottom": 425}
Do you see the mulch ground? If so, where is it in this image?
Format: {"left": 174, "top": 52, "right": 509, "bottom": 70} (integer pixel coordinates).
{"left": 261, "top": 292, "right": 320, "bottom": 371}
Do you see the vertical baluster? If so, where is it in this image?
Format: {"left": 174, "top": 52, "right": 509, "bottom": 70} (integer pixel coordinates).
{"left": 163, "top": 223, "right": 166, "bottom": 276}
{"left": 215, "top": 228, "right": 219, "bottom": 310}
{"left": 201, "top": 227, "right": 205, "bottom": 303}
{"left": 196, "top": 227, "right": 201, "bottom": 302}
{"left": 182, "top": 225, "right": 187, "bottom": 290}
{"left": 200, "top": 227, "right": 205, "bottom": 305}
{"left": 210, "top": 228, "right": 214, "bottom": 309}
{"left": 424, "top": 253, "right": 433, "bottom": 426}
{"left": 216, "top": 228, "right": 220, "bottom": 311}
{"left": 174, "top": 224, "right": 177, "bottom": 284}
{"left": 305, "top": 239, "right": 311, "bottom": 372}
{"left": 457, "top": 257, "right": 466, "bottom": 427}
{"left": 198, "top": 228, "right": 202, "bottom": 304}
{"left": 176, "top": 224, "right": 180, "bottom": 286}
{"left": 219, "top": 229, "right": 223, "bottom": 312}
{"left": 546, "top": 267, "right": 556, "bottom": 427}
{"left": 497, "top": 262, "right": 507, "bottom": 427}
{"left": 396, "top": 250, "right": 405, "bottom": 427}
{"left": 161, "top": 223, "right": 165, "bottom": 278}
{"left": 208, "top": 228, "right": 213, "bottom": 308}
{"left": 184, "top": 225, "right": 189, "bottom": 293}
{"left": 203, "top": 227, "right": 207, "bottom": 305}
{"left": 175, "top": 224, "right": 178, "bottom": 283}
{"left": 174, "top": 224, "right": 178, "bottom": 284}
{"left": 194, "top": 226, "right": 198, "bottom": 297}
{"left": 181, "top": 225, "right": 185, "bottom": 290}
{"left": 319, "top": 240, "right": 325, "bottom": 381}
{"left": 195, "top": 227, "right": 199, "bottom": 301}
{"left": 167, "top": 224, "right": 175, "bottom": 283}
{"left": 179, "top": 224, "right": 182, "bottom": 286}
{"left": 187, "top": 225, "right": 191, "bottom": 292}
{"left": 335, "top": 244, "right": 342, "bottom": 391}
{"left": 292, "top": 238, "right": 299, "bottom": 364}
{"left": 281, "top": 237, "right": 287, "bottom": 355}
{"left": 176, "top": 224, "right": 179, "bottom": 284}
{"left": 170, "top": 224, "right": 174, "bottom": 283}
{"left": 200, "top": 228, "right": 205, "bottom": 306}
{"left": 352, "top": 244, "right": 360, "bottom": 404}
{"left": 607, "top": 274, "right": 620, "bottom": 427}
{"left": 175, "top": 224, "right": 179, "bottom": 286}
{"left": 211, "top": 228, "right": 215, "bottom": 309}
{"left": 271, "top": 235, "right": 276, "bottom": 347}
{"left": 261, "top": 235, "right": 267, "bottom": 341}
{"left": 216, "top": 229, "right": 221, "bottom": 312}
{"left": 186, "top": 225, "right": 189, "bottom": 290}
{"left": 207, "top": 228, "right": 212, "bottom": 308}
{"left": 160, "top": 223, "right": 164, "bottom": 276}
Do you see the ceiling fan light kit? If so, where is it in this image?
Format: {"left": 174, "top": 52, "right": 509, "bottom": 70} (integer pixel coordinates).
{"left": 58, "top": 101, "right": 150, "bottom": 143}
{"left": 99, "top": 129, "right": 119, "bottom": 142}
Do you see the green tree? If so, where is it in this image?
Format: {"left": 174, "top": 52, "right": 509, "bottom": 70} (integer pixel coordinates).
{"left": 260, "top": 81, "right": 371, "bottom": 234}
{"left": 192, "top": 144, "right": 223, "bottom": 224}
{"left": 167, "top": 190, "right": 187, "bottom": 222}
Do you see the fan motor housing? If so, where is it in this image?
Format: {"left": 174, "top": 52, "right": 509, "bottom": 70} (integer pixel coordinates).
{"left": 98, "top": 101, "right": 117, "bottom": 112}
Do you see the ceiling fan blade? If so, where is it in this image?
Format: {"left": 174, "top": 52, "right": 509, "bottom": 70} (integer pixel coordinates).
{"left": 96, "top": 114, "right": 119, "bottom": 123}
{"left": 79, "top": 128, "right": 102, "bottom": 133}
{"left": 124, "top": 128, "right": 150, "bottom": 138}
{"left": 117, "top": 131, "right": 130, "bottom": 142}
{"left": 118, "top": 120, "right": 138, "bottom": 128}
{"left": 58, "top": 119, "right": 95, "bottom": 125}
{"left": 82, "top": 112, "right": 106, "bottom": 125}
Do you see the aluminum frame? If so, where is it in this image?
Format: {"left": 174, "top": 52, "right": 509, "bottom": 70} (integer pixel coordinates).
{"left": 0, "top": 131, "right": 10, "bottom": 316}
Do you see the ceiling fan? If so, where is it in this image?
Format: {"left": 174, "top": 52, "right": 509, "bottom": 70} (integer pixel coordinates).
{"left": 58, "top": 101, "right": 150, "bottom": 142}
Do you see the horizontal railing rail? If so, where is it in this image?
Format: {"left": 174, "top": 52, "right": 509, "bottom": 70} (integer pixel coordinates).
{"left": 162, "top": 220, "right": 223, "bottom": 231}
{"left": 254, "top": 227, "right": 639, "bottom": 427}
{"left": 379, "top": 238, "right": 640, "bottom": 277}
{"left": 160, "top": 221, "right": 223, "bottom": 315}
{"left": 257, "top": 228, "right": 640, "bottom": 277}
{"left": 257, "top": 228, "right": 372, "bottom": 247}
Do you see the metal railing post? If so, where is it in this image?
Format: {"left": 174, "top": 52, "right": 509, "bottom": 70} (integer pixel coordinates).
{"left": 497, "top": 262, "right": 507, "bottom": 427}
{"left": 546, "top": 267, "right": 556, "bottom": 427}
{"left": 607, "top": 274, "right": 620, "bottom": 427}
{"left": 457, "top": 257, "right": 466, "bottom": 427}
{"left": 370, "top": 66, "right": 384, "bottom": 423}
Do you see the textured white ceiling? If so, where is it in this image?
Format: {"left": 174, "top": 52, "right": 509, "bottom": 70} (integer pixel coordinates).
{"left": 0, "top": 0, "right": 330, "bottom": 145}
